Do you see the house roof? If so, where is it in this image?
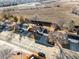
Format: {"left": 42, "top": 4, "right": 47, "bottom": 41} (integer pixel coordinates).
{"left": 30, "top": 17, "right": 52, "bottom": 23}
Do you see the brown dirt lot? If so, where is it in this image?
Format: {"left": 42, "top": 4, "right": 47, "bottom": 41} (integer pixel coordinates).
{"left": 0, "top": 4, "right": 79, "bottom": 25}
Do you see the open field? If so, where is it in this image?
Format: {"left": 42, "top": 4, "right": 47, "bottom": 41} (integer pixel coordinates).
{"left": 0, "top": 3, "right": 79, "bottom": 24}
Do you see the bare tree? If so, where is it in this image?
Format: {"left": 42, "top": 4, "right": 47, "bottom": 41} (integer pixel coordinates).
{"left": 63, "top": 20, "right": 75, "bottom": 32}
{"left": 48, "top": 31, "right": 68, "bottom": 45}
{"left": 56, "top": 19, "right": 66, "bottom": 27}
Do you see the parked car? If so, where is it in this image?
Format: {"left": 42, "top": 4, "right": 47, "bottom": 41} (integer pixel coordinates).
{"left": 37, "top": 27, "right": 49, "bottom": 36}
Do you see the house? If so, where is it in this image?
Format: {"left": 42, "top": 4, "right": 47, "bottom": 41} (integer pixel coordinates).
{"left": 68, "top": 34, "right": 79, "bottom": 43}
{"left": 30, "top": 16, "right": 52, "bottom": 26}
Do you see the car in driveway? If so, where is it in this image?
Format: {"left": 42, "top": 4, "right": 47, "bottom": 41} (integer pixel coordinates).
{"left": 68, "top": 34, "right": 79, "bottom": 43}
{"left": 15, "top": 23, "right": 29, "bottom": 35}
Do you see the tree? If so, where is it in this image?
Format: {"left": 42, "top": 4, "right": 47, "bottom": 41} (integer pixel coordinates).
{"left": 14, "top": 16, "right": 18, "bottom": 22}
{"left": 19, "top": 16, "right": 24, "bottom": 24}
{"left": 56, "top": 19, "right": 66, "bottom": 27}
{"left": 2, "top": 9, "right": 12, "bottom": 18}
{"left": 77, "top": 28, "right": 79, "bottom": 35}
{"left": 3, "top": 14, "right": 8, "bottom": 19}
{"left": 63, "top": 20, "right": 75, "bottom": 32}
{"left": 48, "top": 31, "right": 68, "bottom": 45}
